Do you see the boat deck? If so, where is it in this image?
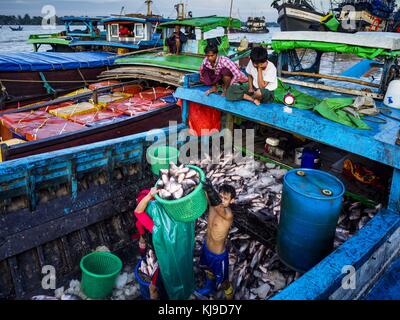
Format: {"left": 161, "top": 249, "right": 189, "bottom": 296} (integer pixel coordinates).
{"left": 364, "top": 254, "right": 400, "bottom": 300}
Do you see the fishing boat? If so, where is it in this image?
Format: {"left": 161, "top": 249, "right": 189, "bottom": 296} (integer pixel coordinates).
{"left": 0, "top": 81, "right": 180, "bottom": 162}
{"left": 334, "top": 0, "right": 396, "bottom": 32}
{"left": 101, "top": 16, "right": 251, "bottom": 85}
{"left": 230, "top": 17, "right": 270, "bottom": 33}
{"left": 9, "top": 26, "right": 23, "bottom": 31}
{"left": 1, "top": 31, "right": 400, "bottom": 300}
{"left": 0, "top": 51, "right": 116, "bottom": 108}
{"left": 67, "top": 15, "right": 171, "bottom": 54}
{"left": 172, "top": 31, "right": 400, "bottom": 299}
{"left": 246, "top": 17, "right": 269, "bottom": 33}
{"left": 271, "top": 0, "right": 326, "bottom": 31}
{"left": 28, "top": 16, "right": 107, "bottom": 52}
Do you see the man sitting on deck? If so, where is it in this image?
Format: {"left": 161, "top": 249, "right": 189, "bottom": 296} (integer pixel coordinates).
{"left": 165, "top": 25, "right": 188, "bottom": 55}
{"left": 227, "top": 46, "right": 277, "bottom": 106}
{"left": 200, "top": 44, "right": 248, "bottom": 97}
{"left": 195, "top": 182, "right": 236, "bottom": 300}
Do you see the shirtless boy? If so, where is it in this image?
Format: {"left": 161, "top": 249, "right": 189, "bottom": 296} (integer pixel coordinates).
{"left": 195, "top": 181, "right": 236, "bottom": 299}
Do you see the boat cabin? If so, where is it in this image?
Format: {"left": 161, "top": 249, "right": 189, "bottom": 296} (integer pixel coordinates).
{"left": 158, "top": 16, "right": 242, "bottom": 55}
{"left": 28, "top": 16, "right": 107, "bottom": 52}
{"left": 62, "top": 16, "right": 107, "bottom": 39}
{"left": 67, "top": 16, "right": 171, "bottom": 54}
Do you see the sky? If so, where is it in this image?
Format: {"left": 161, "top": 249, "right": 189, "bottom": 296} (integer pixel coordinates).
{"left": 1, "top": 1, "right": 399, "bottom": 21}
{"left": 0, "top": 0, "right": 331, "bottom": 21}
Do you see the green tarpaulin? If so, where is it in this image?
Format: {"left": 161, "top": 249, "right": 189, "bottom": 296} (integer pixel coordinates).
{"left": 273, "top": 81, "right": 370, "bottom": 129}
{"left": 145, "top": 201, "right": 195, "bottom": 300}
{"left": 271, "top": 40, "right": 400, "bottom": 60}
{"left": 159, "top": 16, "right": 241, "bottom": 32}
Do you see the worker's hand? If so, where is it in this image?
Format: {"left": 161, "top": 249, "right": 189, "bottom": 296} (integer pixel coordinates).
{"left": 150, "top": 187, "right": 159, "bottom": 197}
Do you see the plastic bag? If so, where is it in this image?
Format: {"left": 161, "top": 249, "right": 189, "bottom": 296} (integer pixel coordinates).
{"left": 107, "top": 97, "right": 168, "bottom": 116}
{"left": 187, "top": 102, "right": 221, "bottom": 136}
{"left": 145, "top": 200, "right": 195, "bottom": 300}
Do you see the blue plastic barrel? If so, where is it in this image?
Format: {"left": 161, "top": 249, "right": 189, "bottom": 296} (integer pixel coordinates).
{"left": 277, "top": 169, "right": 345, "bottom": 273}
{"left": 300, "top": 148, "right": 320, "bottom": 169}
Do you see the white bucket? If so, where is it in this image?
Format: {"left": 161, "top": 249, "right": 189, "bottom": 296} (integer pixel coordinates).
{"left": 384, "top": 80, "right": 400, "bottom": 109}
{"left": 294, "top": 147, "right": 304, "bottom": 166}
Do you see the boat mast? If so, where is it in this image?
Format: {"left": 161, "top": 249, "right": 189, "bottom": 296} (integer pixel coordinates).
{"left": 145, "top": 0, "right": 153, "bottom": 16}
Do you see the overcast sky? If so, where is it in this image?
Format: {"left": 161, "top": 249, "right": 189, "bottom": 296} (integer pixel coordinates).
{"left": 1, "top": 1, "right": 399, "bottom": 20}
{"left": 0, "top": 0, "right": 333, "bottom": 21}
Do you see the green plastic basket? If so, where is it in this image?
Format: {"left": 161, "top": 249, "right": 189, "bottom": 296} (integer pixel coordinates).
{"left": 154, "top": 165, "right": 208, "bottom": 222}
{"left": 80, "top": 252, "right": 123, "bottom": 299}
{"left": 147, "top": 145, "right": 180, "bottom": 176}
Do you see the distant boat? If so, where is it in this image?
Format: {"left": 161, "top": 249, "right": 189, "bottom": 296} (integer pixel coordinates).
{"left": 9, "top": 26, "right": 23, "bottom": 31}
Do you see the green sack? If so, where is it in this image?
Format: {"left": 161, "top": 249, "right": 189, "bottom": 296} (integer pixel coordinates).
{"left": 313, "top": 97, "right": 370, "bottom": 129}
{"left": 146, "top": 200, "right": 195, "bottom": 300}
{"left": 274, "top": 80, "right": 322, "bottom": 110}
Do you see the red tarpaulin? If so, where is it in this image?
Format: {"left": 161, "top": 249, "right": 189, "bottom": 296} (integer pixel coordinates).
{"left": 68, "top": 110, "right": 124, "bottom": 125}
{"left": 134, "top": 87, "right": 174, "bottom": 101}
{"left": 107, "top": 97, "right": 168, "bottom": 116}
{"left": 22, "top": 118, "right": 85, "bottom": 141}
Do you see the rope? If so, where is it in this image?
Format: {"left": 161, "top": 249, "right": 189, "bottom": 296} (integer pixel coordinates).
{"left": 39, "top": 72, "right": 56, "bottom": 94}
{"left": 77, "top": 68, "right": 89, "bottom": 87}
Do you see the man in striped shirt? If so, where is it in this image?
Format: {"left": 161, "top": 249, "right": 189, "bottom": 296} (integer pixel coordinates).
{"left": 200, "top": 43, "right": 248, "bottom": 97}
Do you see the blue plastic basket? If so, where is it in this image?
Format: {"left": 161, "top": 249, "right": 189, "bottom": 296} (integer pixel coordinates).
{"left": 134, "top": 259, "right": 151, "bottom": 300}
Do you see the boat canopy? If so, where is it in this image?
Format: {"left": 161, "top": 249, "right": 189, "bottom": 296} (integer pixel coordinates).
{"left": 158, "top": 16, "right": 241, "bottom": 32}
{"left": 102, "top": 16, "right": 171, "bottom": 24}
{"left": 0, "top": 52, "right": 116, "bottom": 72}
{"left": 62, "top": 16, "right": 107, "bottom": 23}
{"left": 272, "top": 31, "right": 400, "bottom": 59}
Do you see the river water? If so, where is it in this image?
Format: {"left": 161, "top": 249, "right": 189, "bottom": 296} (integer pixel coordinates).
{"left": 0, "top": 25, "right": 281, "bottom": 53}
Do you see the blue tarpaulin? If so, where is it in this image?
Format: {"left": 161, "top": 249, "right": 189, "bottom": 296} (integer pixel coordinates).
{"left": 0, "top": 52, "right": 116, "bottom": 72}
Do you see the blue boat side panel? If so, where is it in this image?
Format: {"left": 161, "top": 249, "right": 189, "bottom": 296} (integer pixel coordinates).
{"left": 364, "top": 255, "right": 400, "bottom": 300}
{"left": 0, "top": 52, "right": 116, "bottom": 72}
{"left": 174, "top": 86, "right": 400, "bottom": 169}
{"left": 271, "top": 208, "right": 400, "bottom": 300}
{"left": 339, "top": 59, "right": 377, "bottom": 78}
{"left": 388, "top": 168, "right": 400, "bottom": 213}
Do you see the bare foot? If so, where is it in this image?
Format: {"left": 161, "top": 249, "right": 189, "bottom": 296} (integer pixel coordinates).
{"left": 205, "top": 86, "right": 218, "bottom": 96}
{"left": 253, "top": 99, "right": 261, "bottom": 106}
{"left": 221, "top": 91, "right": 227, "bottom": 97}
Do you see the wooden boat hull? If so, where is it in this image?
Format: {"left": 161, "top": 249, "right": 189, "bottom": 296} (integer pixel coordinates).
{"left": 276, "top": 3, "right": 325, "bottom": 31}
{"left": 0, "top": 67, "right": 110, "bottom": 107}
{"left": 1, "top": 104, "right": 181, "bottom": 161}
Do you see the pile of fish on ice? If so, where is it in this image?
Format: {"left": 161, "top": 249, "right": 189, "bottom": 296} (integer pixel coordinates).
{"left": 189, "top": 152, "right": 382, "bottom": 299}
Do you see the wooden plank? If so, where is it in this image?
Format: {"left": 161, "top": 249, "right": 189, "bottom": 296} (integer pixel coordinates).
{"left": 281, "top": 70, "right": 380, "bottom": 88}
{"left": 7, "top": 257, "right": 24, "bottom": 298}
{"left": 280, "top": 78, "right": 384, "bottom": 100}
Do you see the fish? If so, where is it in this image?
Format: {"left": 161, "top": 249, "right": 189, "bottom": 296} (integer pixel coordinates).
{"left": 31, "top": 295, "right": 59, "bottom": 300}
{"left": 173, "top": 188, "right": 184, "bottom": 199}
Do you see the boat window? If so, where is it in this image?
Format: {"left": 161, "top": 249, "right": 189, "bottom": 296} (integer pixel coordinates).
{"left": 110, "top": 24, "right": 119, "bottom": 37}
{"left": 135, "top": 24, "right": 145, "bottom": 38}
{"left": 203, "top": 26, "right": 224, "bottom": 40}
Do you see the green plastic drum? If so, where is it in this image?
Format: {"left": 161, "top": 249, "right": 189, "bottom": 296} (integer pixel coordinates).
{"left": 80, "top": 252, "right": 123, "bottom": 299}
{"left": 154, "top": 165, "right": 208, "bottom": 222}
{"left": 147, "top": 145, "right": 180, "bottom": 176}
